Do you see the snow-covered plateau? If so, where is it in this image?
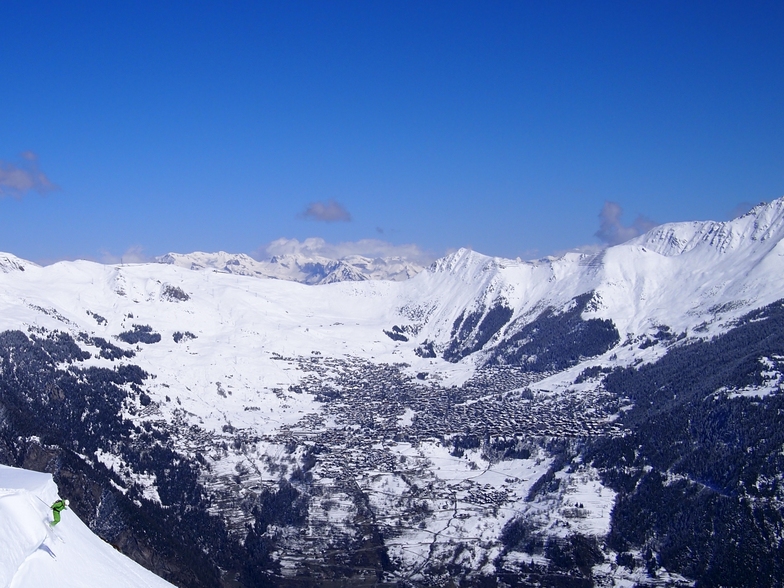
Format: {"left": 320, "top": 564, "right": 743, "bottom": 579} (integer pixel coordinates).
{"left": 0, "top": 199, "right": 783, "bottom": 587}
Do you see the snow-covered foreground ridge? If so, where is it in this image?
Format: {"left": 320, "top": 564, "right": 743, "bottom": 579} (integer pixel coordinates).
{"left": 0, "top": 465, "right": 173, "bottom": 588}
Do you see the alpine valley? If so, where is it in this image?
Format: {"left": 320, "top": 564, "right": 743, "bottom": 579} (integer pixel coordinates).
{"left": 1, "top": 200, "right": 783, "bottom": 588}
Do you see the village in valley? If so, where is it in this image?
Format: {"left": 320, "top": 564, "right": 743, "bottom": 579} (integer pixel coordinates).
{"left": 163, "top": 351, "right": 625, "bottom": 584}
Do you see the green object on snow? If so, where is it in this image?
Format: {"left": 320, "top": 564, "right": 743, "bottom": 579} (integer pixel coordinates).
{"left": 51, "top": 499, "right": 67, "bottom": 525}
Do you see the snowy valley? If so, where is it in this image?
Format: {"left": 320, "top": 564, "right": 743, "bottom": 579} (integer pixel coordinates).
{"left": 0, "top": 200, "right": 783, "bottom": 587}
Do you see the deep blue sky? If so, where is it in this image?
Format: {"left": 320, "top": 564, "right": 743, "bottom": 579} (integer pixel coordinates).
{"left": 1, "top": 1, "right": 782, "bottom": 264}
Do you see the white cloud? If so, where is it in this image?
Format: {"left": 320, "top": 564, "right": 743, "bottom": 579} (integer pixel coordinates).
{"left": 260, "top": 237, "right": 436, "bottom": 264}
{"left": 550, "top": 243, "right": 605, "bottom": 258}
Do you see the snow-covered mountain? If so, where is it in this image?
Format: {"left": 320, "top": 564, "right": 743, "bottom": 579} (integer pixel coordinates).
{"left": 0, "top": 464, "right": 173, "bottom": 588}
{"left": 145, "top": 198, "right": 784, "bottom": 372}
{"left": 0, "top": 253, "right": 37, "bottom": 274}
{"left": 157, "top": 248, "right": 424, "bottom": 284}
{"left": 401, "top": 197, "right": 784, "bottom": 368}
{"left": 0, "top": 198, "right": 782, "bottom": 586}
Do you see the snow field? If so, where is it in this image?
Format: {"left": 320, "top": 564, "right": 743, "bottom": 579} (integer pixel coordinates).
{"left": 0, "top": 465, "right": 174, "bottom": 588}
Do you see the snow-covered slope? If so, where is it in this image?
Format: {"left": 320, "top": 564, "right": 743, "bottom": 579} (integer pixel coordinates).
{"left": 631, "top": 199, "right": 784, "bottom": 256}
{"left": 405, "top": 198, "right": 784, "bottom": 362}
{"left": 0, "top": 198, "right": 782, "bottom": 586}
{"left": 0, "top": 254, "right": 36, "bottom": 274}
{"left": 0, "top": 465, "right": 173, "bottom": 588}
{"left": 157, "top": 249, "right": 423, "bottom": 284}
{"left": 0, "top": 199, "right": 783, "bottom": 391}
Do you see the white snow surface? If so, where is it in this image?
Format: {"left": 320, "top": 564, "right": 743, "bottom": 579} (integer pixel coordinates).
{"left": 0, "top": 464, "right": 173, "bottom": 588}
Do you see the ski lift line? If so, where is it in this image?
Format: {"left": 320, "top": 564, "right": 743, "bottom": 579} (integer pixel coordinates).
{"left": 387, "top": 535, "right": 492, "bottom": 546}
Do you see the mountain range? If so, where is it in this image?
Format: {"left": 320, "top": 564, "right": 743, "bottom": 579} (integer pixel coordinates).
{"left": 0, "top": 198, "right": 782, "bottom": 587}
{"left": 157, "top": 247, "right": 424, "bottom": 285}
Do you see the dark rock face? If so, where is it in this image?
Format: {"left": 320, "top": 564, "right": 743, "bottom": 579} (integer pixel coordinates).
{"left": 0, "top": 330, "right": 238, "bottom": 587}
{"left": 440, "top": 291, "right": 619, "bottom": 369}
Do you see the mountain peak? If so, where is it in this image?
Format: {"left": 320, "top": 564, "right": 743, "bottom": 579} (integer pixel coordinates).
{"left": 0, "top": 253, "right": 37, "bottom": 274}
{"left": 428, "top": 248, "right": 494, "bottom": 274}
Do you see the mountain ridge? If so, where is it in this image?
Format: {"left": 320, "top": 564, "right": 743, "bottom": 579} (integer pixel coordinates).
{"left": 2, "top": 197, "right": 784, "bottom": 372}
{"left": 157, "top": 249, "right": 424, "bottom": 284}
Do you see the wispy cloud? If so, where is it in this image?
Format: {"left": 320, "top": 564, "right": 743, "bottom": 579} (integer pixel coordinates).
{"left": 550, "top": 243, "right": 604, "bottom": 258}
{"left": 0, "top": 152, "right": 59, "bottom": 198}
{"left": 595, "top": 201, "right": 656, "bottom": 246}
{"left": 100, "top": 246, "right": 152, "bottom": 264}
{"left": 300, "top": 200, "right": 352, "bottom": 222}
{"left": 260, "top": 237, "right": 436, "bottom": 264}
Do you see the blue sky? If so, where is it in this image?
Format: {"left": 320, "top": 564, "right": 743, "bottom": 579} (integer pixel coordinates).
{"left": 1, "top": 1, "right": 782, "bottom": 264}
